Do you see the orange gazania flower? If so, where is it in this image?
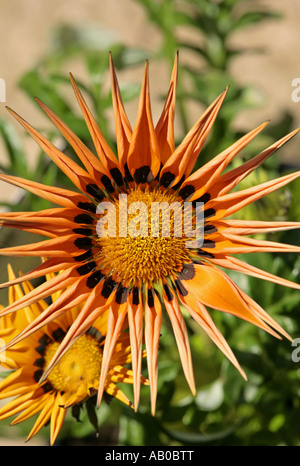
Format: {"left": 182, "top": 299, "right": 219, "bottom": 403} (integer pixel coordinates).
{"left": 0, "top": 265, "right": 147, "bottom": 445}
{"left": 0, "top": 54, "right": 299, "bottom": 415}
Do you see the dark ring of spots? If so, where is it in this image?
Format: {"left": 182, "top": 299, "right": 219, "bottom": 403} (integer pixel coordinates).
{"left": 160, "top": 171, "right": 175, "bottom": 188}
{"left": 132, "top": 287, "right": 140, "bottom": 305}
{"left": 124, "top": 163, "right": 134, "bottom": 182}
{"left": 134, "top": 165, "right": 154, "bottom": 184}
{"left": 86, "top": 270, "right": 104, "bottom": 289}
{"left": 74, "top": 237, "right": 93, "bottom": 250}
{"left": 147, "top": 288, "right": 154, "bottom": 308}
{"left": 86, "top": 183, "right": 104, "bottom": 202}
{"left": 163, "top": 283, "right": 173, "bottom": 301}
{"left": 174, "top": 279, "right": 188, "bottom": 297}
{"left": 101, "top": 175, "right": 115, "bottom": 193}
{"left": 204, "top": 208, "right": 215, "bottom": 220}
{"left": 101, "top": 276, "right": 117, "bottom": 298}
{"left": 74, "top": 250, "right": 94, "bottom": 262}
{"left": 110, "top": 167, "right": 124, "bottom": 187}
{"left": 116, "top": 285, "right": 129, "bottom": 304}
{"left": 178, "top": 184, "right": 195, "bottom": 200}
{"left": 177, "top": 263, "right": 195, "bottom": 281}
{"left": 76, "top": 261, "right": 97, "bottom": 276}
{"left": 77, "top": 201, "right": 97, "bottom": 213}
{"left": 74, "top": 213, "right": 94, "bottom": 225}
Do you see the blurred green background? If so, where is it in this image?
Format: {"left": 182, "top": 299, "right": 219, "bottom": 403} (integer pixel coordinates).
{"left": 0, "top": 0, "right": 299, "bottom": 446}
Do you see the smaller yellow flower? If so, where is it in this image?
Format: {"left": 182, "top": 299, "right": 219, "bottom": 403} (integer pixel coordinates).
{"left": 0, "top": 265, "right": 148, "bottom": 445}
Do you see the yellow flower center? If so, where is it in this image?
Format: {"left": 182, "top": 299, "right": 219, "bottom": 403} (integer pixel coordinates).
{"left": 96, "top": 186, "right": 192, "bottom": 285}
{"left": 44, "top": 334, "right": 102, "bottom": 397}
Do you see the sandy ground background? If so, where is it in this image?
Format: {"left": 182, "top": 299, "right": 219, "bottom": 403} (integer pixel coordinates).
{"left": 0, "top": 0, "right": 299, "bottom": 446}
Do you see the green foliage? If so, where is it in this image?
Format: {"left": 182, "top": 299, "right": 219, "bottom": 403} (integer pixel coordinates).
{"left": 0, "top": 0, "right": 299, "bottom": 447}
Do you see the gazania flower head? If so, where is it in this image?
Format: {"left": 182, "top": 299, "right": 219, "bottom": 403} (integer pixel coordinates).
{"left": 0, "top": 265, "right": 147, "bottom": 445}
{"left": 0, "top": 53, "right": 299, "bottom": 415}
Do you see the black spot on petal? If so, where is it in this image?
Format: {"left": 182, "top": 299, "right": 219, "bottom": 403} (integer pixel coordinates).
{"left": 160, "top": 171, "right": 175, "bottom": 188}
{"left": 147, "top": 288, "right": 154, "bottom": 308}
{"left": 101, "top": 175, "right": 115, "bottom": 193}
{"left": 110, "top": 167, "right": 124, "bottom": 187}
{"left": 74, "top": 250, "right": 94, "bottom": 262}
{"left": 41, "top": 382, "right": 53, "bottom": 393}
{"left": 35, "top": 334, "right": 51, "bottom": 356}
{"left": 101, "top": 276, "right": 117, "bottom": 298}
{"left": 204, "top": 208, "right": 215, "bottom": 220}
{"left": 116, "top": 285, "right": 129, "bottom": 304}
{"left": 77, "top": 201, "right": 97, "bottom": 213}
{"left": 76, "top": 261, "right": 97, "bottom": 276}
{"left": 196, "top": 250, "right": 215, "bottom": 259}
{"left": 124, "top": 163, "right": 134, "bottom": 182}
{"left": 86, "top": 183, "right": 104, "bottom": 201}
{"left": 74, "top": 237, "right": 93, "bottom": 250}
{"left": 171, "top": 174, "right": 185, "bottom": 191}
{"left": 204, "top": 224, "right": 217, "bottom": 234}
{"left": 87, "top": 327, "right": 105, "bottom": 343}
{"left": 86, "top": 270, "right": 104, "bottom": 289}
{"left": 52, "top": 328, "right": 65, "bottom": 342}
{"left": 163, "top": 284, "right": 173, "bottom": 301}
{"left": 201, "top": 239, "right": 215, "bottom": 249}
{"left": 192, "top": 192, "right": 211, "bottom": 208}
{"left": 177, "top": 263, "right": 195, "bottom": 281}
{"left": 33, "top": 358, "right": 45, "bottom": 368}
{"left": 34, "top": 369, "right": 43, "bottom": 383}
{"left": 134, "top": 166, "right": 153, "bottom": 184}
{"left": 175, "top": 279, "right": 188, "bottom": 297}
{"left": 73, "top": 228, "right": 93, "bottom": 236}
{"left": 132, "top": 287, "right": 140, "bottom": 305}
{"left": 74, "top": 213, "right": 94, "bottom": 225}
{"left": 179, "top": 185, "right": 195, "bottom": 200}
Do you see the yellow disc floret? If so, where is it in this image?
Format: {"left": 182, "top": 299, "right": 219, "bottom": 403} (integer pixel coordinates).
{"left": 96, "top": 185, "right": 192, "bottom": 285}
{"left": 44, "top": 334, "right": 102, "bottom": 398}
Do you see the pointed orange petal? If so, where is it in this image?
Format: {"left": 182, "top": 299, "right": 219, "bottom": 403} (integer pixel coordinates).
{"left": 183, "top": 263, "right": 280, "bottom": 333}
{"left": 6, "top": 107, "right": 97, "bottom": 195}
{"left": 179, "top": 293, "right": 247, "bottom": 380}
{"left": 208, "top": 254, "right": 300, "bottom": 291}
{"left": 155, "top": 52, "right": 178, "bottom": 164}
{"left": 109, "top": 53, "right": 132, "bottom": 172}
{"left": 214, "top": 219, "right": 300, "bottom": 236}
{"left": 159, "top": 86, "right": 229, "bottom": 188}
{"left": 50, "top": 393, "right": 68, "bottom": 446}
{"left": 181, "top": 121, "right": 268, "bottom": 201}
{"left": 212, "top": 127, "right": 300, "bottom": 197}
{"left": 0, "top": 173, "right": 88, "bottom": 209}
{"left": 208, "top": 170, "right": 300, "bottom": 219}
{"left": 144, "top": 289, "right": 162, "bottom": 415}
{"left": 126, "top": 61, "right": 161, "bottom": 183}
{"left": 163, "top": 287, "right": 196, "bottom": 396}
{"left": 97, "top": 302, "right": 128, "bottom": 407}
{"left": 69, "top": 73, "right": 121, "bottom": 179}
{"left": 35, "top": 97, "right": 109, "bottom": 181}
{"left": 0, "top": 234, "right": 85, "bottom": 257}
{"left": 127, "top": 289, "right": 144, "bottom": 411}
